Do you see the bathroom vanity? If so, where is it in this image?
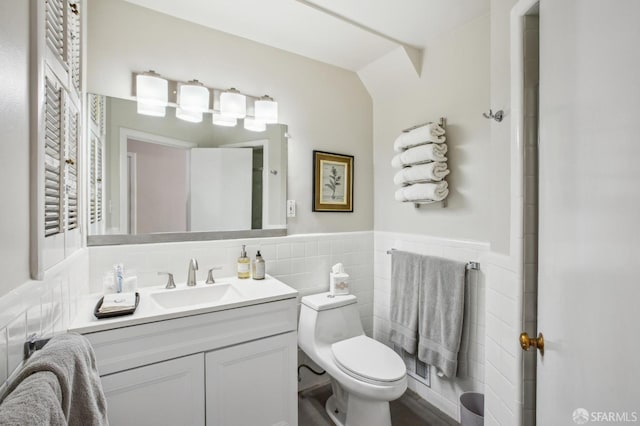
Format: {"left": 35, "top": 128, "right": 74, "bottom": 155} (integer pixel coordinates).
{"left": 69, "top": 277, "right": 298, "bottom": 426}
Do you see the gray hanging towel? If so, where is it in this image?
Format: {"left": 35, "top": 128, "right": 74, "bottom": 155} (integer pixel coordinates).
{"left": 417, "top": 255, "right": 467, "bottom": 378}
{"left": 0, "top": 333, "right": 108, "bottom": 426}
{"left": 389, "top": 250, "right": 422, "bottom": 354}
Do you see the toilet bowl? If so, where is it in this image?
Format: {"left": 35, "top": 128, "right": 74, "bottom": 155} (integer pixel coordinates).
{"left": 298, "top": 292, "right": 407, "bottom": 426}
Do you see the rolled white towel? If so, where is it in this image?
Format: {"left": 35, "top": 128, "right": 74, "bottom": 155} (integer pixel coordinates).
{"left": 395, "top": 181, "right": 449, "bottom": 202}
{"left": 394, "top": 124, "right": 446, "bottom": 152}
{"left": 393, "top": 162, "right": 449, "bottom": 185}
{"left": 391, "top": 144, "right": 447, "bottom": 168}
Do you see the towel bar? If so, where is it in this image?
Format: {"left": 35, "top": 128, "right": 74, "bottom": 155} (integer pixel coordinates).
{"left": 24, "top": 334, "right": 51, "bottom": 360}
{"left": 385, "top": 249, "right": 480, "bottom": 271}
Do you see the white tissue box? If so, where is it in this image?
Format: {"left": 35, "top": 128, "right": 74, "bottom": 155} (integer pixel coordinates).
{"left": 330, "top": 272, "right": 350, "bottom": 296}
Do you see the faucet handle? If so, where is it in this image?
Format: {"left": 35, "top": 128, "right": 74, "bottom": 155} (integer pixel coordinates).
{"left": 206, "top": 267, "right": 223, "bottom": 284}
{"left": 158, "top": 272, "right": 176, "bottom": 289}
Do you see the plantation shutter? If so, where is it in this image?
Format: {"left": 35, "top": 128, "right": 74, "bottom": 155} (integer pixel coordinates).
{"left": 34, "top": 0, "right": 85, "bottom": 278}
{"left": 96, "top": 138, "right": 103, "bottom": 222}
{"left": 65, "top": 99, "right": 79, "bottom": 231}
{"left": 44, "top": 73, "right": 64, "bottom": 237}
{"left": 90, "top": 134, "right": 97, "bottom": 224}
{"left": 88, "top": 93, "right": 105, "bottom": 227}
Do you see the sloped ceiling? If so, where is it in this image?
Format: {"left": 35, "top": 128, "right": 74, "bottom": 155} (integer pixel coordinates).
{"left": 122, "top": 0, "right": 489, "bottom": 73}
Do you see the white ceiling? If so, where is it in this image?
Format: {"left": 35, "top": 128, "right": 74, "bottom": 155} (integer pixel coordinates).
{"left": 123, "top": 0, "right": 489, "bottom": 71}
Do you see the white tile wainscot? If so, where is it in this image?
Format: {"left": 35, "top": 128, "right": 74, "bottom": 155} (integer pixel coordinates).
{"left": 483, "top": 251, "right": 523, "bottom": 426}
{"left": 373, "top": 231, "right": 489, "bottom": 422}
{"left": 0, "top": 249, "right": 90, "bottom": 396}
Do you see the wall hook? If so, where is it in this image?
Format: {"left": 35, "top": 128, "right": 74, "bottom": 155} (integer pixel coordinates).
{"left": 483, "top": 109, "right": 504, "bottom": 122}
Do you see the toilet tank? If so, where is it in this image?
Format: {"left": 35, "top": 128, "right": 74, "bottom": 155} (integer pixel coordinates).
{"left": 299, "top": 293, "right": 364, "bottom": 349}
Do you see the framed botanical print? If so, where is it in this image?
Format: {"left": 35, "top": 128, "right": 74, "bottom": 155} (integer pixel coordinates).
{"left": 313, "top": 151, "right": 354, "bottom": 212}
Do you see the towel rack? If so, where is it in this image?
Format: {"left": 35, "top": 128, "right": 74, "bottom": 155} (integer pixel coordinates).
{"left": 402, "top": 117, "right": 447, "bottom": 133}
{"left": 24, "top": 334, "right": 50, "bottom": 360}
{"left": 400, "top": 117, "right": 448, "bottom": 208}
{"left": 386, "top": 248, "right": 480, "bottom": 271}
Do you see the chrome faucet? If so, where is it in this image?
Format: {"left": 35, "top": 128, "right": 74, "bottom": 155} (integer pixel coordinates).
{"left": 187, "top": 258, "right": 198, "bottom": 286}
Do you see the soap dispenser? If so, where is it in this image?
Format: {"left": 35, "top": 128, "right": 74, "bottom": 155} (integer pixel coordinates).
{"left": 237, "top": 245, "right": 250, "bottom": 279}
{"left": 252, "top": 250, "right": 266, "bottom": 280}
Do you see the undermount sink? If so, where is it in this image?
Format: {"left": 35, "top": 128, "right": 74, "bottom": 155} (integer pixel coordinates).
{"left": 150, "top": 284, "right": 242, "bottom": 309}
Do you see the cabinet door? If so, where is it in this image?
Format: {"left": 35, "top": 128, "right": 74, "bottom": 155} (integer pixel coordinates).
{"left": 206, "top": 332, "right": 297, "bottom": 426}
{"left": 101, "top": 353, "right": 205, "bottom": 426}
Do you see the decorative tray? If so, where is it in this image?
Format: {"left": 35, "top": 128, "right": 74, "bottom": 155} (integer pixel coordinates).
{"left": 94, "top": 292, "right": 140, "bottom": 319}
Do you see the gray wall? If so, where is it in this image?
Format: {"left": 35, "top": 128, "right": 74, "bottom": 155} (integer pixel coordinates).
{"left": 0, "top": 1, "right": 30, "bottom": 297}
{"left": 87, "top": 0, "right": 374, "bottom": 235}
{"left": 360, "top": 15, "right": 493, "bottom": 244}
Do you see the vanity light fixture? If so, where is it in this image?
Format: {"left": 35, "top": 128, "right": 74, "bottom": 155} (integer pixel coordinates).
{"left": 177, "top": 80, "right": 209, "bottom": 113}
{"left": 254, "top": 95, "right": 278, "bottom": 124}
{"left": 133, "top": 71, "right": 279, "bottom": 126}
{"left": 244, "top": 117, "right": 266, "bottom": 132}
{"left": 212, "top": 113, "right": 237, "bottom": 127}
{"left": 220, "top": 88, "right": 247, "bottom": 119}
{"left": 176, "top": 108, "right": 203, "bottom": 123}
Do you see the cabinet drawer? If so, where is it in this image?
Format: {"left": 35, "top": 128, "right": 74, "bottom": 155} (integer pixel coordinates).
{"left": 85, "top": 298, "right": 296, "bottom": 375}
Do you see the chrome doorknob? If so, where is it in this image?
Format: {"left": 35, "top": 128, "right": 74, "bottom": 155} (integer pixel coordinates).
{"left": 520, "top": 332, "right": 544, "bottom": 355}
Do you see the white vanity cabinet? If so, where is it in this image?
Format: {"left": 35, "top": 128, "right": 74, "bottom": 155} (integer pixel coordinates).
{"left": 81, "top": 297, "right": 298, "bottom": 426}
{"left": 100, "top": 353, "right": 205, "bottom": 426}
{"left": 205, "top": 332, "right": 297, "bottom": 426}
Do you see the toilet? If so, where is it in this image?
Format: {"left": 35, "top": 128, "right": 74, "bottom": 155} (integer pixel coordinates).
{"left": 298, "top": 292, "right": 407, "bottom": 426}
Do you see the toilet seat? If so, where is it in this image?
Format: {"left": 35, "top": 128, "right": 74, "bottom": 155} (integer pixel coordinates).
{"left": 331, "top": 335, "right": 406, "bottom": 385}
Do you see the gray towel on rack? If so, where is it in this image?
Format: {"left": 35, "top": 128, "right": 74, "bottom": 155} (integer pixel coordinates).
{"left": 0, "top": 333, "right": 108, "bottom": 426}
{"left": 389, "top": 250, "right": 422, "bottom": 354}
{"left": 0, "top": 371, "right": 66, "bottom": 425}
{"left": 417, "top": 256, "right": 467, "bottom": 378}
{"left": 456, "top": 273, "right": 472, "bottom": 378}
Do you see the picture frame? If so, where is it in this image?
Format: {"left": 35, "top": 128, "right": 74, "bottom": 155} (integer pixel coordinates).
{"left": 313, "top": 151, "right": 354, "bottom": 212}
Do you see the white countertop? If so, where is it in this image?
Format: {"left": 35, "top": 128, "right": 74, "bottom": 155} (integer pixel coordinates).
{"left": 68, "top": 275, "right": 298, "bottom": 334}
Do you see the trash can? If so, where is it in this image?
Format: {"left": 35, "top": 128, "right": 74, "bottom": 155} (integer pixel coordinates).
{"left": 460, "top": 392, "right": 484, "bottom": 426}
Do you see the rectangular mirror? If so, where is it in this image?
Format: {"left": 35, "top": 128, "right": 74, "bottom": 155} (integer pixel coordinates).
{"left": 86, "top": 94, "right": 287, "bottom": 245}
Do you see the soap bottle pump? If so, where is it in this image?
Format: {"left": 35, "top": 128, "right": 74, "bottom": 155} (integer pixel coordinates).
{"left": 237, "top": 245, "right": 250, "bottom": 279}
{"left": 252, "top": 250, "right": 266, "bottom": 280}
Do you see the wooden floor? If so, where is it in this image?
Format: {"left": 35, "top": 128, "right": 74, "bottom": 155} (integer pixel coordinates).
{"left": 298, "top": 384, "right": 459, "bottom": 426}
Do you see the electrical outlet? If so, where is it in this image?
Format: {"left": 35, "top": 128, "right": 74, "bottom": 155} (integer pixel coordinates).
{"left": 287, "top": 200, "right": 296, "bottom": 217}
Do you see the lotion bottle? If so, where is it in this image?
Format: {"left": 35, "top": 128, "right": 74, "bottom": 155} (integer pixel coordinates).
{"left": 237, "top": 245, "right": 250, "bottom": 279}
{"left": 252, "top": 250, "right": 266, "bottom": 280}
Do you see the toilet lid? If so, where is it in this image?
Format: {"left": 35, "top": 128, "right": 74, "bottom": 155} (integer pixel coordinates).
{"left": 331, "top": 335, "right": 406, "bottom": 383}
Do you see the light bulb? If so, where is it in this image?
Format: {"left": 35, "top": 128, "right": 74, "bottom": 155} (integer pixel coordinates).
{"left": 178, "top": 81, "right": 209, "bottom": 113}
{"left": 136, "top": 71, "right": 168, "bottom": 106}
{"left": 220, "top": 88, "right": 246, "bottom": 119}
{"left": 254, "top": 95, "right": 278, "bottom": 124}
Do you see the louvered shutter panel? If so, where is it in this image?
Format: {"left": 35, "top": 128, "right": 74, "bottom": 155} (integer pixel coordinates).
{"left": 68, "top": 1, "right": 81, "bottom": 93}
{"left": 45, "top": 0, "right": 64, "bottom": 65}
{"left": 96, "top": 139, "right": 103, "bottom": 222}
{"left": 90, "top": 94, "right": 99, "bottom": 126}
{"left": 99, "top": 95, "right": 106, "bottom": 136}
{"left": 65, "top": 99, "right": 79, "bottom": 231}
{"left": 90, "top": 134, "right": 97, "bottom": 224}
{"left": 44, "top": 74, "right": 64, "bottom": 237}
